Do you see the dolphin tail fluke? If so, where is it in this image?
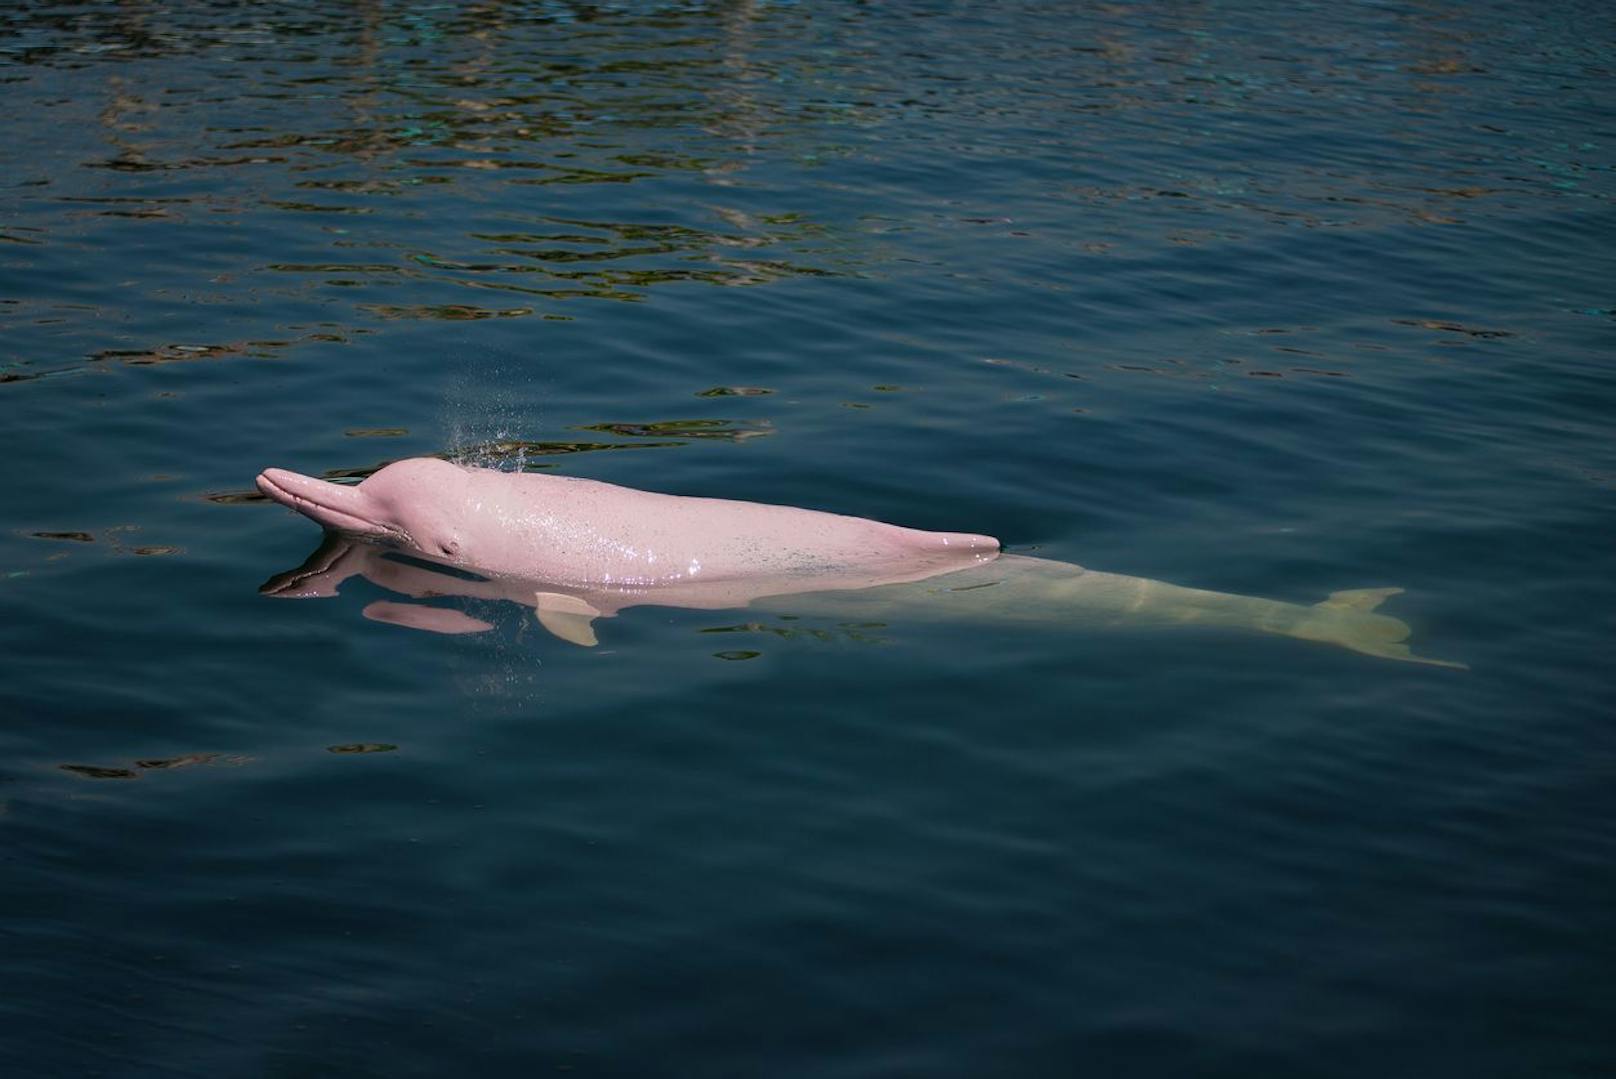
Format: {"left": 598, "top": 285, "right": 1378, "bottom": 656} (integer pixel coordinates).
{"left": 1318, "top": 586, "right": 1403, "bottom": 613}
{"left": 1302, "top": 587, "right": 1467, "bottom": 669}
{"left": 1344, "top": 640, "right": 1468, "bottom": 669}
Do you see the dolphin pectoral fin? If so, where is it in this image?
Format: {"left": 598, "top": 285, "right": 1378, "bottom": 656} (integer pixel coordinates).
{"left": 536, "top": 610, "right": 598, "bottom": 647}
{"left": 533, "top": 592, "right": 601, "bottom": 647}
{"left": 1317, "top": 587, "right": 1403, "bottom": 613}
{"left": 362, "top": 600, "right": 494, "bottom": 635}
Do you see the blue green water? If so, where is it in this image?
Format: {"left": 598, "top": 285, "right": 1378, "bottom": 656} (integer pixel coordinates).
{"left": 3, "top": 2, "right": 1613, "bottom": 1074}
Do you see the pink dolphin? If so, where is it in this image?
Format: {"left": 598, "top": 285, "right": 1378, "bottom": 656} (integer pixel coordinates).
{"left": 256, "top": 458, "right": 1463, "bottom": 666}
{"left": 256, "top": 457, "right": 999, "bottom": 644}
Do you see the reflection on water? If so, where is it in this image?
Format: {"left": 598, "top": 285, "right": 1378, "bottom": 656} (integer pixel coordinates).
{"left": 8, "top": 0, "right": 1604, "bottom": 386}
{"left": 3, "top": 0, "right": 877, "bottom": 388}
{"left": 59, "top": 753, "right": 249, "bottom": 781}
{"left": 2, "top": 1, "right": 1611, "bottom": 1075}
{"left": 261, "top": 530, "right": 1465, "bottom": 667}
{"left": 702, "top": 619, "right": 889, "bottom": 646}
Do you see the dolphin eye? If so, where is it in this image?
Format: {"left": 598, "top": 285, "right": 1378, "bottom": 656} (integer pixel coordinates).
{"left": 438, "top": 537, "right": 461, "bottom": 559}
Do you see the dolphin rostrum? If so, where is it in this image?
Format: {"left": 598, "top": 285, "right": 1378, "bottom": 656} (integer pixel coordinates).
{"left": 256, "top": 458, "right": 1462, "bottom": 667}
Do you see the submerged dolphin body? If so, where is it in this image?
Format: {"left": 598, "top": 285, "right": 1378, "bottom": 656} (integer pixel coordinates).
{"left": 257, "top": 458, "right": 1462, "bottom": 667}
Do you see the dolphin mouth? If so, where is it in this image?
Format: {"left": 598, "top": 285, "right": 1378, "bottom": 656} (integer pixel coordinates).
{"left": 256, "top": 468, "right": 409, "bottom": 544}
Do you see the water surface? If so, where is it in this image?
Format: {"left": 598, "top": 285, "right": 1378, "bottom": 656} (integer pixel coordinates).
{"left": 2, "top": 2, "right": 1613, "bottom": 1075}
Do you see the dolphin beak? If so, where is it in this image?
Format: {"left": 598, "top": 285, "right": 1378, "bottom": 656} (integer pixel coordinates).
{"left": 256, "top": 468, "right": 397, "bottom": 540}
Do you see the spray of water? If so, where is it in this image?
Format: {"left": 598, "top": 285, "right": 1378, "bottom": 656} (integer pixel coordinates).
{"left": 440, "top": 344, "right": 546, "bottom": 473}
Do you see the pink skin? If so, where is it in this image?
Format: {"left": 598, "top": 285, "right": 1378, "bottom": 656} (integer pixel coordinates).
{"left": 256, "top": 458, "right": 1001, "bottom": 610}
{"left": 256, "top": 461, "right": 1462, "bottom": 666}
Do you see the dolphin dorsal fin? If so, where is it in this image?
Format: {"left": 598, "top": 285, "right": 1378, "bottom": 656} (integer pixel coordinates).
{"left": 1317, "top": 587, "right": 1403, "bottom": 613}
{"left": 533, "top": 592, "right": 601, "bottom": 647}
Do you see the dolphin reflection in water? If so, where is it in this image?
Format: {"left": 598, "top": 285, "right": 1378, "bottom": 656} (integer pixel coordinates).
{"left": 257, "top": 459, "right": 1463, "bottom": 668}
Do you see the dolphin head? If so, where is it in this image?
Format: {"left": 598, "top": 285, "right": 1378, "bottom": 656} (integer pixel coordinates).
{"left": 256, "top": 458, "right": 471, "bottom": 562}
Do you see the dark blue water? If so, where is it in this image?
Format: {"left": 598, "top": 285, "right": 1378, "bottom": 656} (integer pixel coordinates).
{"left": 3, "top": 2, "right": 1613, "bottom": 1075}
